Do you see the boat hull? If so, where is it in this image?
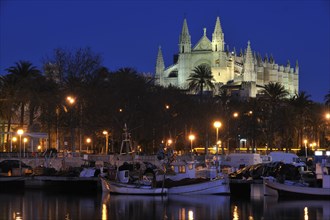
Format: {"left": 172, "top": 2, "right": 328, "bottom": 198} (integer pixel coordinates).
{"left": 263, "top": 177, "right": 330, "bottom": 199}
{"left": 167, "top": 178, "right": 230, "bottom": 195}
{"left": 100, "top": 177, "right": 167, "bottom": 195}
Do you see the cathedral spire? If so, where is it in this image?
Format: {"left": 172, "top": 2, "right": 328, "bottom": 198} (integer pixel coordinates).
{"left": 155, "top": 46, "right": 165, "bottom": 85}
{"left": 212, "top": 16, "right": 224, "bottom": 52}
{"left": 295, "top": 60, "right": 299, "bottom": 74}
{"left": 243, "top": 41, "right": 255, "bottom": 81}
{"left": 179, "top": 18, "right": 191, "bottom": 53}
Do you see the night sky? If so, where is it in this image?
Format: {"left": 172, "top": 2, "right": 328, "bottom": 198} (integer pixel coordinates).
{"left": 1, "top": 0, "right": 329, "bottom": 102}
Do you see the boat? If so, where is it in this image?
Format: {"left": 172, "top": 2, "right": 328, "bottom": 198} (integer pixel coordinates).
{"left": 100, "top": 175, "right": 167, "bottom": 195}
{"left": 155, "top": 156, "right": 230, "bottom": 195}
{"left": 263, "top": 175, "right": 330, "bottom": 199}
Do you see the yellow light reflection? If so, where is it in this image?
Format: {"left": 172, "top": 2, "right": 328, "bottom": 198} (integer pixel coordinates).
{"left": 188, "top": 210, "right": 194, "bottom": 220}
{"left": 13, "top": 212, "right": 22, "bottom": 220}
{"left": 179, "top": 208, "right": 185, "bottom": 220}
{"left": 233, "top": 205, "right": 239, "bottom": 220}
{"left": 249, "top": 216, "right": 254, "bottom": 220}
{"left": 304, "top": 207, "right": 308, "bottom": 220}
{"left": 102, "top": 203, "right": 107, "bottom": 220}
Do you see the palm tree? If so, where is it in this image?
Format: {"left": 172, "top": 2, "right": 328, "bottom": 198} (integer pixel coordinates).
{"left": 262, "top": 82, "right": 289, "bottom": 102}
{"left": 0, "top": 74, "right": 20, "bottom": 148}
{"left": 290, "top": 91, "right": 313, "bottom": 148}
{"left": 187, "top": 65, "right": 215, "bottom": 101}
{"left": 259, "top": 82, "right": 289, "bottom": 151}
{"left": 5, "top": 61, "right": 41, "bottom": 127}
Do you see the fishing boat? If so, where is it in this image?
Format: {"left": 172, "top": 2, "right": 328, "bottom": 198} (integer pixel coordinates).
{"left": 156, "top": 158, "right": 230, "bottom": 195}
{"left": 263, "top": 175, "right": 330, "bottom": 199}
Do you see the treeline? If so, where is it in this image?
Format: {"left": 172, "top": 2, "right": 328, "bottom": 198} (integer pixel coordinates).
{"left": 0, "top": 47, "right": 329, "bottom": 154}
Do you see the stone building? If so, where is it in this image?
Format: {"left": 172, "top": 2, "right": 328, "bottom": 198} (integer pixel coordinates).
{"left": 155, "top": 17, "right": 299, "bottom": 98}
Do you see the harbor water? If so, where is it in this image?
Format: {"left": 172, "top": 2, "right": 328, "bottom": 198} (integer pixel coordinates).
{"left": 0, "top": 184, "right": 329, "bottom": 220}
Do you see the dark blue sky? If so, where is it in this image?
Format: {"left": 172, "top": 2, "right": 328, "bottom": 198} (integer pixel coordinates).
{"left": 1, "top": 0, "right": 329, "bottom": 102}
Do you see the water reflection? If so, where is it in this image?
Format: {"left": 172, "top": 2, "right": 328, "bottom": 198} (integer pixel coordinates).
{"left": 0, "top": 188, "right": 329, "bottom": 220}
{"left": 263, "top": 199, "right": 330, "bottom": 220}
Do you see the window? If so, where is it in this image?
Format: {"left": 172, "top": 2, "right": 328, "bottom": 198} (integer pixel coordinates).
{"left": 178, "top": 165, "right": 186, "bottom": 173}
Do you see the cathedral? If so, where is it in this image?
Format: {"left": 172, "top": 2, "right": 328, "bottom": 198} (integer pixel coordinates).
{"left": 154, "top": 17, "right": 299, "bottom": 98}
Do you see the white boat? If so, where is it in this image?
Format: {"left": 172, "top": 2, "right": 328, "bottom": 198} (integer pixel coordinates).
{"left": 100, "top": 176, "right": 167, "bottom": 195}
{"left": 166, "top": 176, "right": 229, "bottom": 195}
{"left": 263, "top": 176, "right": 330, "bottom": 199}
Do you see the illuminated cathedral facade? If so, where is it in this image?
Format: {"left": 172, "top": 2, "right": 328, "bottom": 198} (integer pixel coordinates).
{"left": 155, "top": 17, "right": 299, "bottom": 98}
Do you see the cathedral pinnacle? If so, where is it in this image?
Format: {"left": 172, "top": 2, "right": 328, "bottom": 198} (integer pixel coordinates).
{"left": 212, "top": 16, "right": 224, "bottom": 52}
{"left": 156, "top": 46, "right": 165, "bottom": 75}
{"left": 179, "top": 18, "right": 191, "bottom": 53}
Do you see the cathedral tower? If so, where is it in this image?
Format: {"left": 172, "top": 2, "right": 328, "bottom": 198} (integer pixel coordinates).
{"left": 179, "top": 18, "right": 191, "bottom": 53}
{"left": 243, "top": 41, "right": 256, "bottom": 82}
{"left": 155, "top": 46, "right": 165, "bottom": 85}
{"left": 212, "top": 17, "right": 224, "bottom": 52}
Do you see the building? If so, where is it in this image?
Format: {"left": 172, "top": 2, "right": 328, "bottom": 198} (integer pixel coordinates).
{"left": 155, "top": 17, "right": 299, "bottom": 98}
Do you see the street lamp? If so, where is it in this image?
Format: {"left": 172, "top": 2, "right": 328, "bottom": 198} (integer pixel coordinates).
{"left": 86, "top": 138, "right": 91, "bottom": 153}
{"left": 167, "top": 139, "right": 172, "bottom": 146}
{"left": 103, "top": 131, "right": 109, "bottom": 155}
{"left": 23, "top": 138, "right": 28, "bottom": 158}
{"left": 303, "top": 139, "right": 308, "bottom": 161}
{"left": 188, "top": 134, "right": 195, "bottom": 153}
{"left": 326, "top": 113, "right": 330, "bottom": 120}
{"left": 213, "top": 121, "right": 222, "bottom": 155}
{"left": 17, "top": 129, "right": 24, "bottom": 175}
{"left": 12, "top": 137, "right": 17, "bottom": 152}
{"left": 67, "top": 96, "right": 76, "bottom": 152}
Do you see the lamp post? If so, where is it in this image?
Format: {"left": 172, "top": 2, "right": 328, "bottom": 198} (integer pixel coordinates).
{"left": 188, "top": 134, "right": 195, "bottom": 153}
{"left": 23, "top": 138, "right": 28, "bottom": 158}
{"left": 103, "top": 131, "right": 109, "bottom": 155}
{"left": 86, "top": 138, "right": 91, "bottom": 154}
{"left": 213, "top": 121, "right": 222, "bottom": 155}
{"left": 17, "top": 129, "right": 24, "bottom": 175}
{"left": 67, "top": 96, "right": 76, "bottom": 152}
{"left": 304, "top": 139, "right": 308, "bottom": 161}
{"left": 12, "top": 137, "right": 17, "bottom": 152}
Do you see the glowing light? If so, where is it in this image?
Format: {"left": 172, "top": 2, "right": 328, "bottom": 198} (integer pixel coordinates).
{"left": 315, "top": 151, "right": 323, "bottom": 156}
{"left": 17, "top": 129, "right": 24, "bottom": 135}
{"left": 66, "top": 96, "right": 76, "bottom": 105}
{"left": 102, "top": 204, "right": 107, "bottom": 220}
{"left": 213, "top": 121, "right": 221, "bottom": 129}
{"left": 188, "top": 210, "right": 194, "bottom": 220}
{"left": 304, "top": 207, "right": 308, "bottom": 220}
{"left": 12, "top": 137, "right": 17, "bottom": 142}
{"left": 233, "top": 205, "right": 239, "bottom": 220}
{"left": 326, "top": 113, "right": 330, "bottom": 120}
{"left": 188, "top": 134, "right": 195, "bottom": 141}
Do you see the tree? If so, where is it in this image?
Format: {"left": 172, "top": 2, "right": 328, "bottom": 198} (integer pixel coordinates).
{"left": 290, "top": 91, "right": 312, "bottom": 148}
{"left": 259, "top": 82, "right": 289, "bottom": 151}
{"left": 5, "top": 61, "right": 42, "bottom": 128}
{"left": 187, "top": 65, "right": 215, "bottom": 101}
